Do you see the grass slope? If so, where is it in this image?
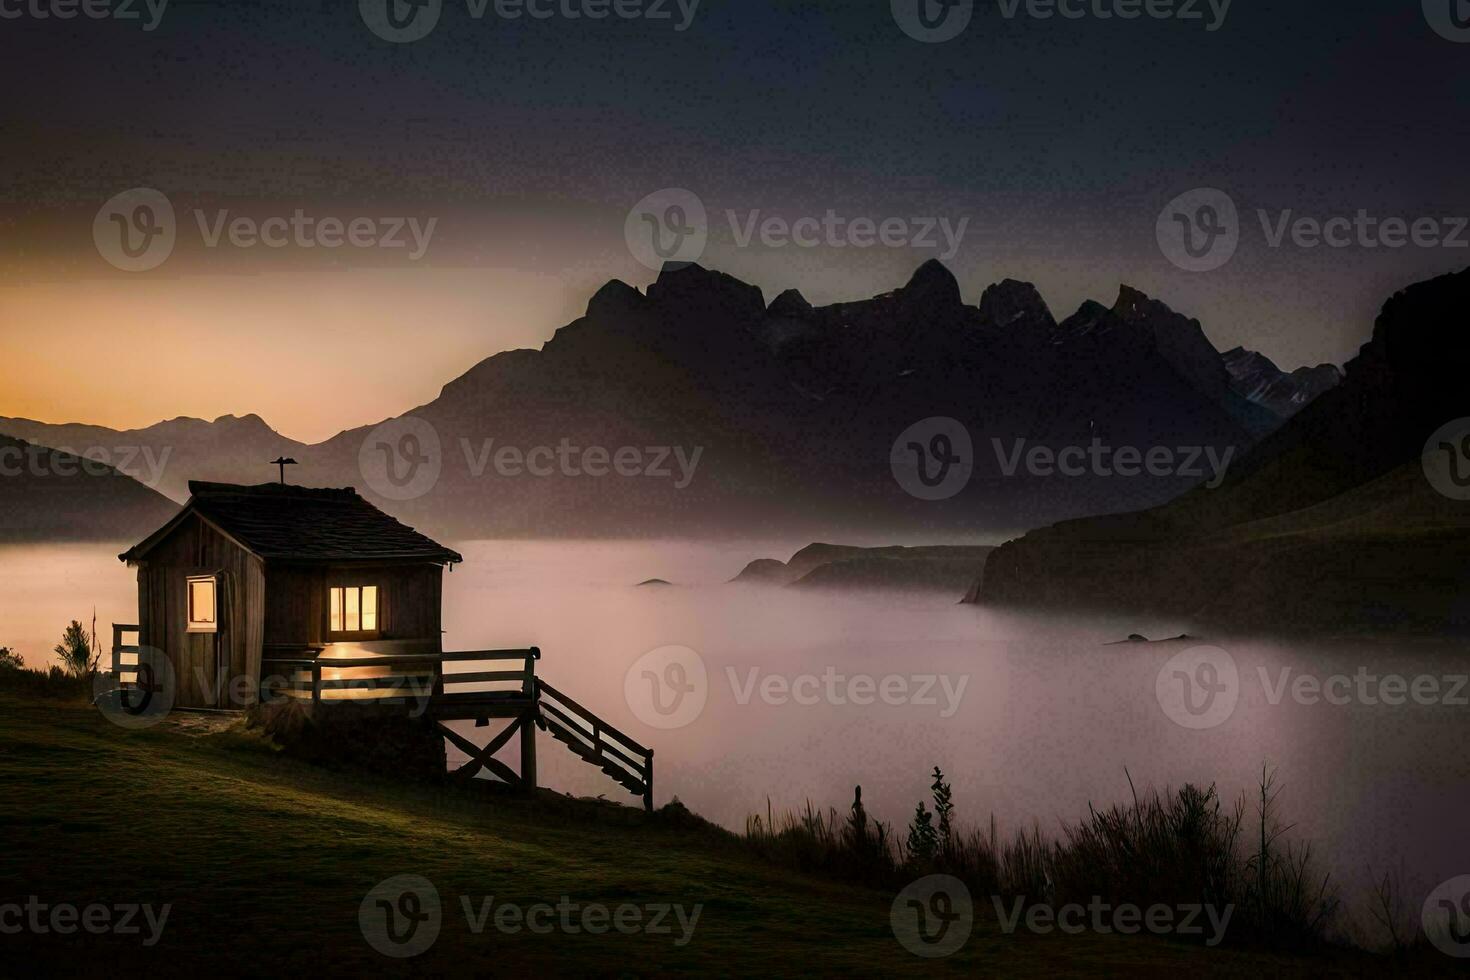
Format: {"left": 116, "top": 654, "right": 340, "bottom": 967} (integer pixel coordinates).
{"left": 0, "top": 697, "right": 1393, "bottom": 976}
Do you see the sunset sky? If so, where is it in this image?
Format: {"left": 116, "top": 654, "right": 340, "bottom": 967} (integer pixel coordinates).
{"left": 2, "top": 2, "right": 1466, "bottom": 443}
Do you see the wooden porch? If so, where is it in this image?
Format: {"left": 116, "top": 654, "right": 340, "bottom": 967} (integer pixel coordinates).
{"left": 107, "top": 625, "right": 655, "bottom": 810}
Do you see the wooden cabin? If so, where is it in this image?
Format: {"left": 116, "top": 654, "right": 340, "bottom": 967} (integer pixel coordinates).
{"left": 118, "top": 481, "right": 462, "bottom": 710}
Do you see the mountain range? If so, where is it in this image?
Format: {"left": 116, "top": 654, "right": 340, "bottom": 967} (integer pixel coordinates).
{"left": 0, "top": 434, "right": 176, "bottom": 542}
{"left": 973, "top": 265, "right": 1470, "bottom": 632}
{"left": 0, "top": 261, "right": 1339, "bottom": 542}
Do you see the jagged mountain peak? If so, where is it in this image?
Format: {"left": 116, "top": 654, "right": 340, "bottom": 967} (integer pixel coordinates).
{"left": 1111, "top": 283, "right": 1171, "bottom": 322}
{"left": 767, "top": 288, "right": 813, "bottom": 319}
{"left": 978, "top": 278, "right": 1054, "bottom": 330}
{"left": 897, "top": 258, "right": 963, "bottom": 310}
{"left": 648, "top": 262, "right": 766, "bottom": 322}
{"left": 586, "top": 279, "right": 646, "bottom": 319}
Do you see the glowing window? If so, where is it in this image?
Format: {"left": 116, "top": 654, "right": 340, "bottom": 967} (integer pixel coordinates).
{"left": 187, "top": 576, "right": 217, "bottom": 632}
{"left": 330, "top": 586, "right": 379, "bottom": 633}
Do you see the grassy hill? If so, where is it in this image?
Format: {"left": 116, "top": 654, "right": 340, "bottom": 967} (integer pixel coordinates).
{"left": 0, "top": 696, "right": 1403, "bottom": 976}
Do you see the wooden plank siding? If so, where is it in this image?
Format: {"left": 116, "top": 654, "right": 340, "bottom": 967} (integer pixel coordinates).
{"left": 133, "top": 513, "right": 264, "bottom": 710}
{"left": 131, "top": 513, "right": 446, "bottom": 711}
{"left": 263, "top": 562, "right": 444, "bottom": 649}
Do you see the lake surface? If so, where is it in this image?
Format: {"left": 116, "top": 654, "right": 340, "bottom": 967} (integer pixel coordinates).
{"left": 4, "top": 538, "right": 1467, "bottom": 929}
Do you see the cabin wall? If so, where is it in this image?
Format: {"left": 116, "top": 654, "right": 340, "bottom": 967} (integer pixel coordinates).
{"left": 262, "top": 562, "right": 444, "bottom": 649}
{"left": 134, "top": 514, "right": 265, "bottom": 709}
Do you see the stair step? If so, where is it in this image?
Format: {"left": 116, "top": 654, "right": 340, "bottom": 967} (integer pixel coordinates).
{"left": 534, "top": 689, "right": 651, "bottom": 808}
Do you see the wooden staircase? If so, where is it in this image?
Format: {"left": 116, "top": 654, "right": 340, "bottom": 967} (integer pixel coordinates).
{"left": 536, "top": 679, "right": 654, "bottom": 811}
{"left": 246, "top": 642, "right": 657, "bottom": 810}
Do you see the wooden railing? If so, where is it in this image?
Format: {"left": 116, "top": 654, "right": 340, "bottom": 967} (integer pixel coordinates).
{"left": 536, "top": 678, "right": 654, "bottom": 811}
{"left": 435, "top": 648, "right": 540, "bottom": 702}
{"left": 260, "top": 647, "right": 539, "bottom": 708}
{"left": 235, "top": 644, "right": 656, "bottom": 811}
{"left": 105, "top": 623, "right": 156, "bottom": 714}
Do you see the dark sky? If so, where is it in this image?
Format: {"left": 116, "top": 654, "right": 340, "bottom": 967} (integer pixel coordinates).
{"left": 2, "top": 0, "right": 1467, "bottom": 438}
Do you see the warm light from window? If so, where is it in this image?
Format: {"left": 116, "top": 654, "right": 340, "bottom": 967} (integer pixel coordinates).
{"left": 330, "top": 586, "right": 378, "bottom": 633}
{"left": 188, "top": 576, "right": 217, "bottom": 632}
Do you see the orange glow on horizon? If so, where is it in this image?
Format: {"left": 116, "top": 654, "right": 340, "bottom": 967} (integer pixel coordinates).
{"left": 0, "top": 268, "right": 583, "bottom": 444}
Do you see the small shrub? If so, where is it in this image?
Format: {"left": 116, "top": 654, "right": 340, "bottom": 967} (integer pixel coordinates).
{"left": 54, "top": 618, "right": 100, "bottom": 680}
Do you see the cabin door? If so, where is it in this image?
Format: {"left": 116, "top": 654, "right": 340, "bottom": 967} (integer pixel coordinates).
{"left": 182, "top": 633, "right": 223, "bottom": 708}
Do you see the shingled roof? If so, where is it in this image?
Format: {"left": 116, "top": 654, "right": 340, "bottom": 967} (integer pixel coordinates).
{"left": 120, "top": 482, "right": 462, "bottom": 565}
